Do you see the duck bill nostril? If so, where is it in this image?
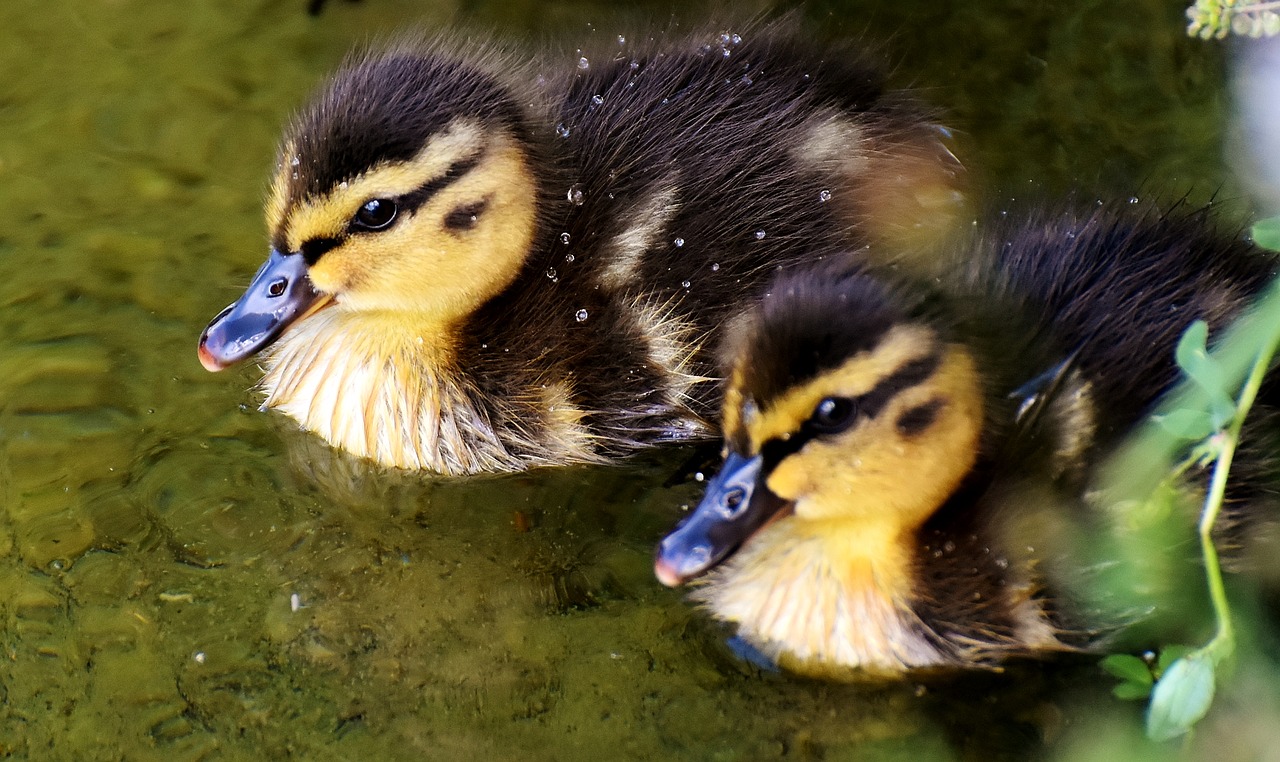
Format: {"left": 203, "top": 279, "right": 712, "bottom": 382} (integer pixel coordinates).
{"left": 654, "top": 452, "right": 789, "bottom": 585}
{"left": 197, "top": 248, "right": 326, "bottom": 372}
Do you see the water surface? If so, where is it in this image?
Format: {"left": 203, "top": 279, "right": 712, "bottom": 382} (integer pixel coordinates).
{"left": 0, "top": 0, "right": 1258, "bottom": 758}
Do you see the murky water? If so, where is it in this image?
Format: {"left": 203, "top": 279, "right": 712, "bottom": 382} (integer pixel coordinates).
{"left": 0, "top": 0, "right": 1260, "bottom": 758}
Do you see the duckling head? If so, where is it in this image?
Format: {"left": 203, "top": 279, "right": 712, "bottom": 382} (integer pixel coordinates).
{"left": 199, "top": 49, "right": 539, "bottom": 370}
{"left": 655, "top": 268, "right": 986, "bottom": 673}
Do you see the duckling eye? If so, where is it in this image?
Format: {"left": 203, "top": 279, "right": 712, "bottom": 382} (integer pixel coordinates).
{"left": 809, "top": 397, "right": 857, "bottom": 434}
{"left": 352, "top": 198, "right": 398, "bottom": 231}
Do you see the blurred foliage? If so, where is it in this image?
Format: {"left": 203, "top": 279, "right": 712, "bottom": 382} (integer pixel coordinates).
{"left": 1254, "top": 216, "right": 1280, "bottom": 249}
{"left": 1095, "top": 222, "right": 1280, "bottom": 742}
{"left": 1187, "top": 0, "right": 1280, "bottom": 38}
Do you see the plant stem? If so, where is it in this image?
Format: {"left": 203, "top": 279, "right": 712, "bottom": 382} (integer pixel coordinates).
{"left": 1199, "top": 341, "right": 1279, "bottom": 659}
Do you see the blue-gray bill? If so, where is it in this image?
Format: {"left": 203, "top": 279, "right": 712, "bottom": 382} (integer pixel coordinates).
{"left": 198, "top": 249, "right": 326, "bottom": 371}
{"left": 654, "top": 452, "right": 790, "bottom": 587}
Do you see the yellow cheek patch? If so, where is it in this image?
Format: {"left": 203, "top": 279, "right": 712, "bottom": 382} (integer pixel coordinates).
{"left": 303, "top": 138, "right": 538, "bottom": 323}
{"left": 767, "top": 347, "right": 984, "bottom": 530}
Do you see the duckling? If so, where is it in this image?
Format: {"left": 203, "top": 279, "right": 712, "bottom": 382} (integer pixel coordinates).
{"left": 196, "top": 21, "right": 964, "bottom": 474}
{"left": 655, "top": 202, "right": 1279, "bottom": 678}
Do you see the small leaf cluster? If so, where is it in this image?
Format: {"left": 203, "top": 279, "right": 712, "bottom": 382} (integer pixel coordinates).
{"left": 1154, "top": 321, "right": 1235, "bottom": 441}
{"left": 1187, "top": 0, "right": 1280, "bottom": 38}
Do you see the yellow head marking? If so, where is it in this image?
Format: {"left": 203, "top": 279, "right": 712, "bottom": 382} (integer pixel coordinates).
{"left": 266, "top": 139, "right": 296, "bottom": 235}
{"left": 269, "top": 121, "right": 537, "bottom": 325}
{"left": 739, "top": 323, "right": 984, "bottom": 533}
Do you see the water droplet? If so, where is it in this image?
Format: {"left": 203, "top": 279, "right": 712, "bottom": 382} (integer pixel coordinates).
{"left": 556, "top": 123, "right": 571, "bottom": 138}
{"left": 721, "top": 48, "right": 731, "bottom": 58}
{"left": 731, "top": 33, "right": 742, "bottom": 44}
{"left": 710, "top": 263, "right": 720, "bottom": 271}
{"left": 577, "top": 56, "right": 590, "bottom": 70}
{"left": 818, "top": 189, "right": 832, "bottom": 203}
{"left": 673, "top": 237, "right": 685, "bottom": 247}
{"left": 1128, "top": 196, "right": 1140, "bottom": 204}
{"left": 754, "top": 229, "right": 766, "bottom": 240}
{"left": 681, "top": 280, "right": 691, "bottom": 288}
{"left": 629, "top": 60, "right": 640, "bottom": 71}
{"left": 291, "top": 172, "right": 299, "bottom": 180}
{"left": 567, "top": 184, "right": 584, "bottom": 205}
{"left": 560, "top": 232, "right": 571, "bottom": 245}
{"left": 740, "top": 76, "right": 753, "bottom": 86}
{"left": 575, "top": 309, "right": 589, "bottom": 322}
{"left": 694, "top": 472, "right": 705, "bottom": 482}
{"left": 546, "top": 267, "right": 558, "bottom": 281}
{"left": 290, "top": 155, "right": 300, "bottom": 167}
{"left": 338, "top": 181, "right": 348, "bottom": 190}
{"left": 591, "top": 94, "right": 604, "bottom": 106}
{"left": 719, "top": 33, "right": 731, "bottom": 44}
{"left": 617, "top": 34, "right": 626, "bottom": 45}
{"left": 564, "top": 253, "right": 575, "bottom": 263}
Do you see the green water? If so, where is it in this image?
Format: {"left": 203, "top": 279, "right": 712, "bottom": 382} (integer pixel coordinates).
{"left": 0, "top": 0, "right": 1261, "bottom": 758}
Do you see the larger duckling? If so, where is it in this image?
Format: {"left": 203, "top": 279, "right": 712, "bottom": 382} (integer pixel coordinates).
{"left": 655, "top": 203, "right": 1279, "bottom": 678}
{"left": 196, "top": 22, "right": 963, "bottom": 474}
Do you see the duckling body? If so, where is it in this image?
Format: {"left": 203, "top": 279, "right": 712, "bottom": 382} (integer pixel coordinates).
{"left": 655, "top": 203, "right": 1278, "bottom": 678}
{"left": 197, "top": 23, "right": 963, "bottom": 474}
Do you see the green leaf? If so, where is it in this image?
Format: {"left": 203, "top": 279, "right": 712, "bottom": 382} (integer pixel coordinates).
{"left": 1175, "top": 320, "right": 1209, "bottom": 370}
{"left": 1253, "top": 216, "right": 1280, "bottom": 251}
{"left": 1157, "top": 645, "right": 1193, "bottom": 676}
{"left": 1114, "top": 681, "right": 1153, "bottom": 701}
{"left": 1101, "top": 654, "right": 1154, "bottom": 686}
{"left": 1146, "top": 652, "right": 1216, "bottom": 741}
{"left": 1174, "top": 320, "right": 1237, "bottom": 426}
{"left": 1152, "top": 409, "right": 1215, "bottom": 440}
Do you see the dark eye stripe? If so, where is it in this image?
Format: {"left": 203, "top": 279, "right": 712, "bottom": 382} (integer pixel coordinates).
{"left": 286, "top": 151, "right": 488, "bottom": 260}
{"left": 857, "top": 352, "right": 941, "bottom": 419}
{"left": 756, "top": 349, "right": 943, "bottom": 470}
{"left": 443, "top": 197, "right": 490, "bottom": 231}
{"left": 398, "top": 151, "right": 485, "bottom": 215}
{"left": 896, "top": 398, "right": 945, "bottom": 437}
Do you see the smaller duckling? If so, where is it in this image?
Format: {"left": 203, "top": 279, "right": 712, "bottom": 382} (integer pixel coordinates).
{"left": 655, "top": 203, "right": 1278, "bottom": 678}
